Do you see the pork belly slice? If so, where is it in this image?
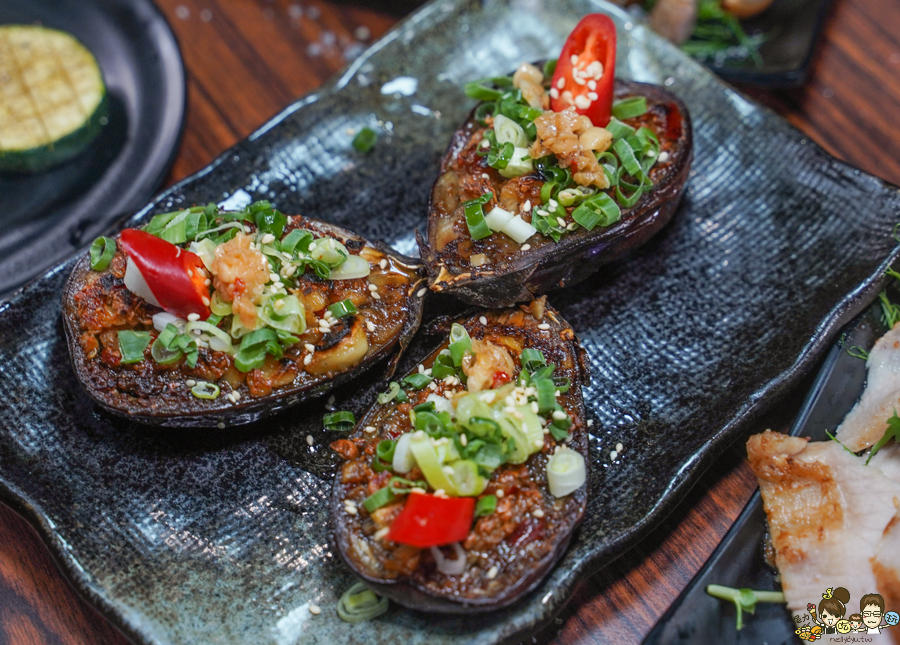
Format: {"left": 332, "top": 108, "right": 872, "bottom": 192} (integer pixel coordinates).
{"left": 836, "top": 324, "right": 900, "bottom": 452}
{"left": 747, "top": 430, "right": 900, "bottom": 613}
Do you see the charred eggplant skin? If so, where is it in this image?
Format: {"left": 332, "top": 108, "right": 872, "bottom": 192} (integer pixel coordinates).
{"left": 331, "top": 302, "right": 591, "bottom": 613}
{"left": 62, "top": 218, "right": 426, "bottom": 428}
{"left": 419, "top": 78, "right": 693, "bottom": 307}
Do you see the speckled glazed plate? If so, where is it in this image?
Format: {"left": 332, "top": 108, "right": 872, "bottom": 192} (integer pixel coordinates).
{"left": 1, "top": 1, "right": 900, "bottom": 644}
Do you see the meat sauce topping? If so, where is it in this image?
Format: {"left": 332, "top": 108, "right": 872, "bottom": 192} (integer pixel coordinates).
{"left": 68, "top": 201, "right": 422, "bottom": 409}
{"left": 332, "top": 304, "right": 589, "bottom": 600}
{"left": 428, "top": 61, "right": 685, "bottom": 274}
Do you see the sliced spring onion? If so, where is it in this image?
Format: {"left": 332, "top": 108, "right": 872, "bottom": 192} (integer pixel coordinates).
{"left": 611, "top": 96, "right": 648, "bottom": 120}
{"left": 498, "top": 146, "right": 533, "bottom": 179}
{"left": 392, "top": 433, "right": 416, "bottom": 474}
{"left": 311, "top": 237, "right": 349, "bottom": 267}
{"left": 209, "top": 291, "right": 233, "bottom": 316}
{"left": 362, "top": 485, "right": 395, "bottom": 512}
{"left": 329, "top": 254, "right": 371, "bottom": 280}
{"left": 185, "top": 320, "right": 234, "bottom": 353}
{"left": 425, "top": 393, "right": 455, "bottom": 417}
{"left": 572, "top": 192, "right": 621, "bottom": 231}
{"left": 533, "top": 377, "right": 557, "bottom": 414}
{"left": 475, "top": 494, "right": 497, "bottom": 517}
{"left": 188, "top": 237, "right": 218, "bottom": 271}
{"left": 191, "top": 381, "right": 220, "bottom": 399}
{"left": 546, "top": 446, "right": 587, "bottom": 497}
{"left": 280, "top": 228, "right": 312, "bottom": 254}
{"left": 449, "top": 323, "right": 472, "bottom": 366}
{"left": 409, "top": 432, "right": 456, "bottom": 494}
{"left": 233, "top": 328, "right": 281, "bottom": 372}
{"left": 484, "top": 206, "right": 514, "bottom": 232}
{"left": 89, "top": 236, "right": 116, "bottom": 271}
{"left": 117, "top": 330, "right": 151, "bottom": 364}
{"left": 464, "top": 79, "right": 504, "bottom": 101}
{"left": 430, "top": 542, "right": 467, "bottom": 576}
{"left": 401, "top": 373, "right": 432, "bottom": 390}
{"left": 487, "top": 140, "right": 514, "bottom": 170}
{"left": 430, "top": 351, "right": 457, "bottom": 380}
{"left": 449, "top": 459, "right": 486, "bottom": 496}
{"left": 151, "top": 312, "right": 182, "bottom": 334}
{"left": 337, "top": 582, "right": 389, "bottom": 624}
{"left": 605, "top": 117, "right": 635, "bottom": 140}
{"left": 260, "top": 294, "right": 307, "bottom": 335}
{"left": 328, "top": 299, "right": 358, "bottom": 319}
{"left": 548, "top": 420, "right": 570, "bottom": 442}
{"left": 502, "top": 215, "right": 537, "bottom": 244}
{"left": 375, "top": 439, "right": 396, "bottom": 464}
{"left": 542, "top": 58, "right": 557, "bottom": 78}
{"left": 250, "top": 202, "right": 287, "bottom": 239}
{"left": 520, "top": 348, "right": 546, "bottom": 373}
{"left": 323, "top": 410, "right": 356, "bottom": 431}
{"left": 352, "top": 127, "right": 378, "bottom": 153}
{"left": 377, "top": 381, "right": 408, "bottom": 404}
{"left": 493, "top": 114, "right": 529, "bottom": 147}
{"left": 463, "top": 193, "right": 494, "bottom": 241}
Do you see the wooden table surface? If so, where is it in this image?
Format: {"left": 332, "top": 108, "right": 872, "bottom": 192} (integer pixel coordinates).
{"left": 2, "top": 0, "right": 900, "bottom": 643}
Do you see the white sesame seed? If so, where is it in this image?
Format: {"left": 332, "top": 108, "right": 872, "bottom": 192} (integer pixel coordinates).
{"left": 304, "top": 343, "right": 316, "bottom": 352}
{"left": 533, "top": 508, "right": 545, "bottom": 518}
{"left": 522, "top": 199, "right": 531, "bottom": 212}
{"left": 481, "top": 173, "right": 490, "bottom": 180}
{"left": 270, "top": 272, "right": 280, "bottom": 282}
{"left": 569, "top": 54, "right": 578, "bottom": 65}
{"left": 308, "top": 242, "right": 317, "bottom": 250}
{"left": 531, "top": 401, "right": 539, "bottom": 414}
{"left": 374, "top": 527, "right": 390, "bottom": 540}
{"left": 309, "top": 603, "right": 321, "bottom": 615}
{"left": 574, "top": 75, "right": 587, "bottom": 86}
{"left": 306, "top": 434, "right": 314, "bottom": 446}
{"left": 561, "top": 90, "right": 573, "bottom": 105}
{"left": 521, "top": 244, "right": 531, "bottom": 251}
{"left": 587, "top": 419, "right": 594, "bottom": 427}
{"left": 548, "top": 198, "right": 558, "bottom": 209}
{"left": 556, "top": 76, "right": 566, "bottom": 89}
{"left": 261, "top": 233, "right": 276, "bottom": 245}
{"left": 233, "top": 391, "right": 241, "bottom": 401}
{"left": 418, "top": 364, "right": 425, "bottom": 374}
{"left": 658, "top": 151, "right": 670, "bottom": 163}
{"left": 364, "top": 426, "right": 377, "bottom": 433}
{"left": 610, "top": 450, "right": 618, "bottom": 460}
{"left": 538, "top": 323, "right": 551, "bottom": 330}
{"left": 185, "top": 379, "right": 197, "bottom": 387}
{"left": 378, "top": 259, "right": 388, "bottom": 269}
{"left": 556, "top": 217, "right": 567, "bottom": 227}
{"left": 201, "top": 296, "right": 210, "bottom": 306}
{"left": 549, "top": 88, "right": 559, "bottom": 99}
{"left": 372, "top": 292, "right": 381, "bottom": 300}
{"left": 187, "top": 312, "right": 200, "bottom": 322}
{"left": 479, "top": 316, "right": 488, "bottom": 325}
{"left": 616, "top": 442, "right": 624, "bottom": 452}
{"left": 533, "top": 439, "right": 544, "bottom": 449}
{"left": 481, "top": 140, "right": 491, "bottom": 149}
{"left": 217, "top": 422, "right": 225, "bottom": 429}
{"left": 345, "top": 499, "right": 357, "bottom": 508}
{"left": 542, "top": 591, "right": 553, "bottom": 604}
{"left": 487, "top": 566, "right": 499, "bottom": 579}
{"left": 428, "top": 382, "right": 438, "bottom": 391}
{"left": 417, "top": 287, "right": 427, "bottom": 297}
{"left": 574, "top": 94, "right": 591, "bottom": 109}
{"left": 303, "top": 355, "right": 313, "bottom": 365}
{"left": 496, "top": 489, "right": 504, "bottom": 498}
{"left": 588, "top": 80, "right": 597, "bottom": 90}
{"left": 588, "top": 92, "right": 598, "bottom": 101}
{"left": 552, "top": 410, "right": 566, "bottom": 421}
{"left": 566, "top": 222, "right": 578, "bottom": 231}
{"left": 434, "top": 489, "right": 447, "bottom": 498}
{"left": 410, "top": 487, "right": 427, "bottom": 495}
{"left": 365, "top": 320, "right": 375, "bottom": 332}
{"left": 460, "top": 433, "right": 468, "bottom": 447}
{"left": 345, "top": 506, "right": 358, "bottom": 515}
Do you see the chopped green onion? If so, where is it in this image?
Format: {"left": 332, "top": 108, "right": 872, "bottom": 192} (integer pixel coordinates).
{"left": 520, "top": 348, "right": 546, "bottom": 373}
{"left": 542, "top": 59, "right": 558, "bottom": 78}
{"left": 613, "top": 139, "right": 644, "bottom": 179}
{"left": 191, "top": 381, "right": 220, "bottom": 399}
{"left": 250, "top": 201, "right": 287, "bottom": 239}
{"left": 546, "top": 446, "right": 586, "bottom": 497}
{"left": 89, "top": 236, "right": 116, "bottom": 271}
{"left": 233, "top": 328, "right": 282, "bottom": 372}
{"left": 463, "top": 193, "right": 494, "bottom": 241}
{"left": 328, "top": 299, "right": 358, "bottom": 319}
{"left": 117, "top": 330, "right": 151, "bottom": 364}
{"left": 377, "top": 381, "right": 408, "bottom": 404}
{"left": 464, "top": 79, "right": 504, "bottom": 101}
{"left": 866, "top": 409, "right": 900, "bottom": 465}
{"left": 352, "top": 127, "right": 378, "bottom": 152}
{"left": 280, "top": 229, "right": 313, "bottom": 254}
{"left": 362, "top": 485, "right": 395, "bottom": 512}
{"left": 611, "top": 96, "right": 648, "bottom": 120}
{"left": 337, "top": 582, "right": 390, "bottom": 624}
{"left": 449, "top": 323, "right": 472, "bottom": 366}
{"left": 430, "top": 351, "right": 458, "bottom": 380}
{"left": 475, "top": 494, "right": 497, "bottom": 517}
{"left": 605, "top": 117, "right": 636, "bottom": 140}
{"left": 533, "top": 377, "right": 557, "bottom": 414}
{"left": 548, "top": 422, "right": 570, "bottom": 442}
{"left": 401, "top": 373, "right": 432, "bottom": 390}
{"left": 323, "top": 410, "right": 356, "bottom": 431}
{"left": 487, "top": 141, "right": 515, "bottom": 170}
{"left": 572, "top": 192, "right": 621, "bottom": 231}
{"left": 375, "top": 440, "right": 396, "bottom": 464}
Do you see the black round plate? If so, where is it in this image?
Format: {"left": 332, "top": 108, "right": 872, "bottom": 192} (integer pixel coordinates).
{"left": 0, "top": 0, "right": 185, "bottom": 300}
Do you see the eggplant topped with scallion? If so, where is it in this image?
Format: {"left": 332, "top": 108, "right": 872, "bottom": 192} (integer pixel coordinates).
{"left": 63, "top": 201, "right": 426, "bottom": 427}
{"left": 419, "top": 14, "right": 692, "bottom": 307}
{"left": 331, "top": 299, "right": 590, "bottom": 612}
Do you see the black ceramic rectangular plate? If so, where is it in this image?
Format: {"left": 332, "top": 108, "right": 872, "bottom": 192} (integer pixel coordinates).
{"left": 704, "top": 0, "right": 835, "bottom": 87}
{"left": 0, "top": 1, "right": 899, "bottom": 644}
{"left": 642, "top": 302, "right": 884, "bottom": 645}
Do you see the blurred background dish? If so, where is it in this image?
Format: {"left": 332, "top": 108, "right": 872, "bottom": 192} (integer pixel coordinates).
{"left": 0, "top": 0, "right": 184, "bottom": 301}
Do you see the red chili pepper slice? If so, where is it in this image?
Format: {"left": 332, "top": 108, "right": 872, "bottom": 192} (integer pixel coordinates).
{"left": 491, "top": 370, "right": 511, "bottom": 389}
{"left": 550, "top": 13, "right": 617, "bottom": 127}
{"left": 119, "top": 228, "right": 211, "bottom": 319}
{"left": 386, "top": 492, "right": 475, "bottom": 548}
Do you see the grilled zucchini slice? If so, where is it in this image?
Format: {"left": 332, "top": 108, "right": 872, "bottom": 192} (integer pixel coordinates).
{"left": 0, "top": 25, "right": 108, "bottom": 172}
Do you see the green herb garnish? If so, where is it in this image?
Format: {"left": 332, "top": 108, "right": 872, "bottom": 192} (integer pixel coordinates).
{"left": 706, "top": 585, "right": 785, "bottom": 630}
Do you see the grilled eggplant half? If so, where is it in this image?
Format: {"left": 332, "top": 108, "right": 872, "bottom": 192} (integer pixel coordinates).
{"left": 419, "top": 72, "right": 692, "bottom": 307}
{"left": 63, "top": 203, "right": 426, "bottom": 427}
{"left": 331, "top": 300, "right": 590, "bottom": 612}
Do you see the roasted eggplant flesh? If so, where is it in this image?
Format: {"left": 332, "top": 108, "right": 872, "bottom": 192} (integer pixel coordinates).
{"left": 331, "top": 302, "right": 590, "bottom": 612}
{"left": 63, "top": 215, "right": 425, "bottom": 426}
{"left": 421, "top": 77, "right": 692, "bottom": 307}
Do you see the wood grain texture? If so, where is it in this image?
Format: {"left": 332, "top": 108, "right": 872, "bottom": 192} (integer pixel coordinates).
{"left": 0, "top": 1, "right": 898, "bottom": 643}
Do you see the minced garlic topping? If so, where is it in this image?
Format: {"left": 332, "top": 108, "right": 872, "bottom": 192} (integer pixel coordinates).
{"left": 530, "top": 108, "right": 612, "bottom": 189}
{"left": 211, "top": 232, "right": 269, "bottom": 328}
